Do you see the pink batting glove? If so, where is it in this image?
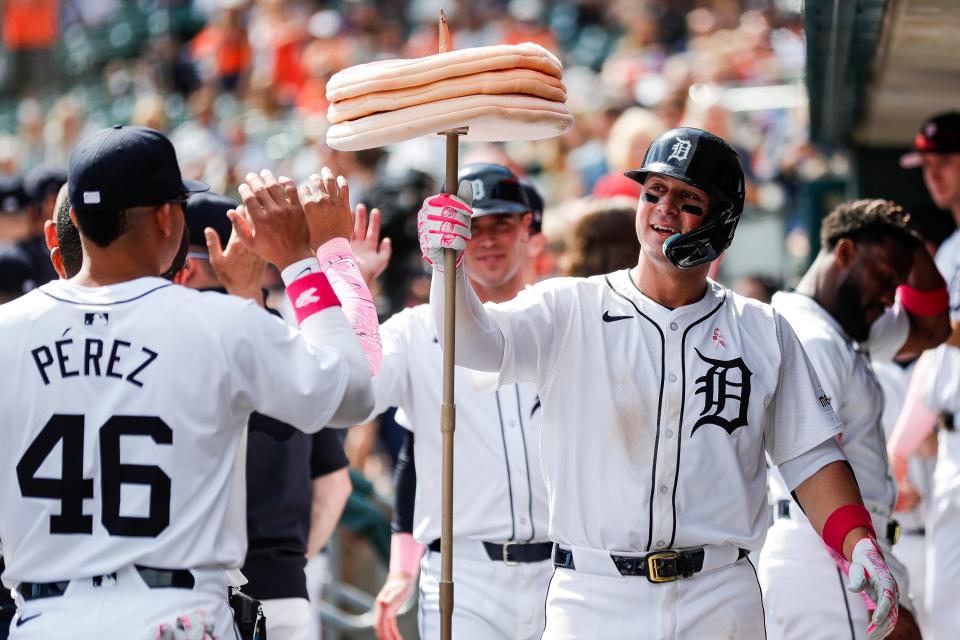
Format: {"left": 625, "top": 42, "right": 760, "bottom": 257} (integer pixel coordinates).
{"left": 847, "top": 537, "right": 900, "bottom": 640}
{"left": 417, "top": 193, "right": 472, "bottom": 271}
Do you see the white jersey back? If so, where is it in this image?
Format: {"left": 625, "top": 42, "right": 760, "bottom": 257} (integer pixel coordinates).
{"left": 0, "top": 278, "right": 349, "bottom": 586}
{"left": 372, "top": 304, "right": 547, "bottom": 544}
{"left": 483, "top": 270, "right": 840, "bottom": 552}
{"left": 769, "top": 292, "right": 907, "bottom": 516}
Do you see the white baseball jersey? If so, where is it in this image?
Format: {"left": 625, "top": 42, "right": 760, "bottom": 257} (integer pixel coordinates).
{"left": 923, "top": 345, "right": 960, "bottom": 493}
{"left": 448, "top": 269, "right": 842, "bottom": 552}
{"left": 370, "top": 304, "right": 548, "bottom": 544}
{"left": 769, "top": 291, "right": 908, "bottom": 516}
{"left": 0, "top": 277, "right": 350, "bottom": 587}
{"left": 935, "top": 228, "right": 960, "bottom": 320}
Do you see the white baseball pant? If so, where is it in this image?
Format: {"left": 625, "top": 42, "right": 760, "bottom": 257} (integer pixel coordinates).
{"left": 8, "top": 565, "right": 237, "bottom": 640}
{"left": 758, "top": 511, "right": 911, "bottom": 640}
{"left": 417, "top": 540, "right": 553, "bottom": 640}
{"left": 541, "top": 546, "right": 765, "bottom": 639}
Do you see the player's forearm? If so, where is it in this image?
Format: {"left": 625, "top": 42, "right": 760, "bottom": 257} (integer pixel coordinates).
{"left": 282, "top": 264, "right": 375, "bottom": 427}
{"left": 306, "top": 468, "right": 352, "bottom": 558}
{"left": 887, "top": 350, "right": 938, "bottom": 462}
{"left": 794, "top": 460, "right": 872, "bottom": 560}
{"left": 430, "top": 266, "right": 505, "bottom": 371}
{"left": 316, "top": 238, "right": 382, "bottom": 375}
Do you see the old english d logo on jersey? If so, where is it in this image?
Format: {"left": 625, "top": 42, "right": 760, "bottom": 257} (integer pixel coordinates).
{"left": 691, "top": 347, "right": 752, "bottom": 436}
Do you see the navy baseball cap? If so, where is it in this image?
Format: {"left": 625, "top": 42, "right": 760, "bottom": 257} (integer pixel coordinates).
{"left": 68, "top": 125, "right": 208, "bottom": 213}
{"left": 0, "top": 175, "right": 30, "bottom": 215}
{"left": 184, "top": 192, "right": 236, "bottom": 250}
{"left": 25, "top": 167, "right": 67, "bottom": 205}
{"left": 0, "top": 246, "right": 36, "bottom": 296}
{"left": 900, "top": 112, "right": 960, "bottom": 168}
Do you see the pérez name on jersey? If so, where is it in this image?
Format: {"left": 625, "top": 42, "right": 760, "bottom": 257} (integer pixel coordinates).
{"left": 30, "top": 331, "right": 158, "bottom": 388}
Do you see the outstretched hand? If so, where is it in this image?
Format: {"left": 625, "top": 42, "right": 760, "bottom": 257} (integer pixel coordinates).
{"left": 299, "top": 167, "right": 355, "bottom": 251}
{"left": 228, "top": 170, "right": 312, "bottom": 270}
{"left": 351, "top": 203, "right": 392, "bottom": 283}
{"left": 205, "top": 226, "right": 266, "bottom": 306}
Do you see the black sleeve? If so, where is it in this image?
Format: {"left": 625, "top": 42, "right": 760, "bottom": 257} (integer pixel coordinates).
{"left": 392, "top": 430, "right": 417, "bottom": 534}
{"left": 310, "top": 429, "right": 349, "bottom": 478}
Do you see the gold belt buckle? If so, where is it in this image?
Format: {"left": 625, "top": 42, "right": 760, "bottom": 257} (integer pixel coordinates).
{"left": 887, "top": 521, "right": 902, "bottom": 546}
{"left": 646, "top": 551, "right": 682, "bottom": 583}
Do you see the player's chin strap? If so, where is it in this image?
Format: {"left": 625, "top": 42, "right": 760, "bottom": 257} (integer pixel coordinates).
{"left": 662, "top": 208, "right": 740, "bottom": 270}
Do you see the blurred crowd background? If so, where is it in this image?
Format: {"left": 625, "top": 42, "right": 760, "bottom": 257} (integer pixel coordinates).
{"left": 0, "top": 1, "right": 922, "bottom": 636}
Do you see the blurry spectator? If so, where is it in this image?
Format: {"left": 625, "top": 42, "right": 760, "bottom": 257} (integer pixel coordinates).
{"left": 592, "top": 172, "right": 642, "bottom": 201}
{"left": 191, "top": 0, "right": 253, "bottom": 92}
{"left": 131, "top": 94, "right": 170, "bottom": 133}
{"left": 0, "top": 175, "right": 32, "bottom": 246}
{"left": 1, "top": 0, "right": 58, "bottom": 97}
{"left": 0, "top": 246, "right": 36, "bottom": 303}
{"left": 42, "top": 97, "right": 89, "bottom": 169}
{"left": 605, "top": 106, "right": 668, "bottom": 175}
{"left": 560, "top": 197, "right": 640, "bottom": 277}
{"left": 170, "top": 87, "right": 229, "bottom": 190}
{"left": 19, "top": 167, "right": 65, "bottom": 285}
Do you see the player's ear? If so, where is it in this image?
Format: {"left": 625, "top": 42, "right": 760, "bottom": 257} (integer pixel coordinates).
{"left": 50, "top": 246, "right": 66, "bottom": 279}
{"left": 520, "top": 212, "right": 533, "bottom": 241}
{"left": 154, "top": 203, "right": 175, "bottom": 238}
{"left": 834, "top": 238, "right": 858, "bottom": 269}
{"left": 43, "top": 219, "right": 58, "bottom": 251}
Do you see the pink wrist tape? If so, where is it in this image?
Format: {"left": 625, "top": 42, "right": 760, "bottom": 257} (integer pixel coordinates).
{"left": 316, "top": 237, "right": 382, "bottom": 375}
{"left": 389, "top": 532, "right": 425, "bottom": 575}
{"left": 898, "top": 284, "right": 948, "bottom": 316}
{"left": 285, "top": 272, "right": 340, "bottom": 324}
{"left": 822, "top": 504, "right": 875, "bottom": 559}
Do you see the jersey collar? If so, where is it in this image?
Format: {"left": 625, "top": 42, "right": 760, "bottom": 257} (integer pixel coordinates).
{"left": 607, "top": 269, "right": 726, "bottom": 323}
{"left": 39, "top": 276, "right": 173, "bottom": 305}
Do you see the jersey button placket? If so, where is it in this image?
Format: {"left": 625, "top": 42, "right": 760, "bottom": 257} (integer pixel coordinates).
{"left": 652, "top": 320, "right": 683, "bottom": 549}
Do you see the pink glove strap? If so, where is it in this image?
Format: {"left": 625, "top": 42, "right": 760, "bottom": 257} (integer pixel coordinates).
{"left": 389, "top": 533, "right": 425, "bottom": 576}
{"left": 285, "top": 272, "right": 340, "bottom": 324}
{"left": 898, "top": 284, "right": 948, "bottom": 315}
{"left": 822, "top": 504, "right": 875, "bottom": 558}
{"left": 316, "top": 237, "right": 382, "bottom": 375}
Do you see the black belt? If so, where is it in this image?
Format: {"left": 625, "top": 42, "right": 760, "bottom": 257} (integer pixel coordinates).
{"left": 552, "top": 544, "right": 747, "bottom": 583}
{"left": 427, "top": 539, "right": 553, "bottom": 564}
{"left": 774, "top": 499, "right": 902, "bottom": 546}
{"left": 18, "top": 566, "right": 195, "bottom": 601}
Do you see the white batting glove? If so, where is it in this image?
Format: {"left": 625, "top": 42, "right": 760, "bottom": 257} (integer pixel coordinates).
{"left": 416, "top": 193, "right": 472, "bottom": 271}
{"left": 153, "top": 610, "right": 216, "bottom": 640}
{"left": 847, "top": 537, "right": 899, "bottom": 640}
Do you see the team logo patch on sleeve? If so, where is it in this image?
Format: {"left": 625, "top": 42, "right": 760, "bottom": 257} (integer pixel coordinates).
{"left": 815, "top": 387, "right": 833, "bottom": 413}
{"left": 691, "top": 348, "right": 752, "bottom": 436}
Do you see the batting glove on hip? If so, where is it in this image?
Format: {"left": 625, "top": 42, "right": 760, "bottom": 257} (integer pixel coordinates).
{"left": 417, "top": 193, "right": 472, "bottom": 271}
{"left": 847, "top": 537, "right": 900, "bottom": 640}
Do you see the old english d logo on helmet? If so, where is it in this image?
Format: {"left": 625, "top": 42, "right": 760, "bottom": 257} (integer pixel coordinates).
{"left": 623, "top": 127, "right": 745, "bottom": 269}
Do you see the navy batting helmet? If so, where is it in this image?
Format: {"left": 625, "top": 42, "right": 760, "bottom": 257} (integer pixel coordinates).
{"left": 625, "top": 127, "right": 745, "bottom": 269}
{"left": 456, "top": 163, "right": 530, "bottom": 217}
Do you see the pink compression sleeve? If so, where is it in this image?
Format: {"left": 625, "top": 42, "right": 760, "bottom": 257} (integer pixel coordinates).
{"left": 315, "top": 237, "right": 382, "bottom": 375}
{"left": 888, "top": 351, "right": 938, "bottom": 460}
{"left": 389, "top": 532, "right": 425, "bottom": 575}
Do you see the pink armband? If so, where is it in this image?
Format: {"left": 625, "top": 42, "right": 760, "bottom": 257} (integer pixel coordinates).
{"left": 389, "top": 532, "right": 425, "bottom": 576}
{"left": 285, "top": 272, "right": 339, "bottom": 324}
{"left": 898, "top": 284, "right": 948, "bottom": 316}
{"left": 822, "top": 504, "right": 875, "bottom": 558}
{"left": 316, "top": 238, "right": 382, "bottom": 376}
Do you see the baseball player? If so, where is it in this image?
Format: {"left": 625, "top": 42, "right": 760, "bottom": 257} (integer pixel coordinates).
{"left": 887, "top": 111, "right": 960, "bottom": 639}
{"left": 370, "top": 163, "right": 553, "bottom": 640}
{"left": 758, "top": 199, "right": 947, "bottom": 639}
{"left": 0, "top": 125, "right": 375, "bottom": 639}
{"left": 419, "top": 127, "right": 902, "bottom": 639}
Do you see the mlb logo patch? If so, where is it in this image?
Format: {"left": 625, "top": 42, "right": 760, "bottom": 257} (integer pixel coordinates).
{"left": 84, "top": 312, "right": 109, "bottom": 327}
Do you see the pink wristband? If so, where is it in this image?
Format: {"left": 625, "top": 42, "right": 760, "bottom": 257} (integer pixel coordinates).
{"left": 285, "top": 272, "right": 340, "bottom": 324}
{"left": 898, "top": 284, "right": 948, "bottom": 316}
{"left": 389, "top": 532, "right": 425, "bottom": 576}
{"left": 822, "top": 504, "right": 875, "bottom": 558}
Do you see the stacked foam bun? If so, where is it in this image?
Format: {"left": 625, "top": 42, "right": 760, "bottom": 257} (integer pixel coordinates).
{"left": 325, "top": 43, "right": 573, "bottom": 151}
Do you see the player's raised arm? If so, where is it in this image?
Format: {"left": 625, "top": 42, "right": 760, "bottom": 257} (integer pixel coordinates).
{"left": 228, "top": 169, "right": 374, "bottom": 428}
{"left": 419, "top": 193, "right": 507, "bottom": 372}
